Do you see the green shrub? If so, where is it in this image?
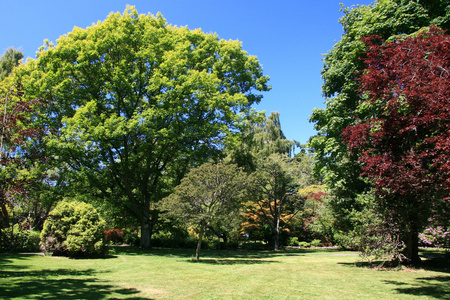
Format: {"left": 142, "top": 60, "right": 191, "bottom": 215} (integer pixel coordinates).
{"left": 13, "top": 226, "right": 41, "bottom": 252}
{"left": 298, "top": 241, "right": 310, "bottom": 248}
{"left": 40, "top": 200, "right": 107, "bottom": 258}
{"left": 240, "top": 242, "right": 267, "bottom": 250}
{"left": 311, "top": 239, "right": 322, "bottom": 247}
{"left": 123, "top": 228, "right": 140, "bottom": 246}
{"left": 288, "top": 237, "right": 300, "bottom": 246}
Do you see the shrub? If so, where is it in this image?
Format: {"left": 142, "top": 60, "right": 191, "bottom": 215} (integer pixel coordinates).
{"left": 298, "top": 241, "right": 310, "bottom": 248}
{"left": 240, "top": 242, "right": 268, "bottom": 250}
{"left": 13, "top": 226, "right": 41, "bottom": 252}
{"left": 0, "top": 225, "right": 41, "bottom": 252}
{"left": 288, "top": 237, "right": 300, "bottom": 246}
{"left": 104, "top": 229, "right": 125, "bottom": 244}
{"left": 419, "top": 226, "right": 450, "bottom": 248}
{"left": 123, "top": 230, "right": 140, "bottom": 246}
{"left": 40, "top": 200, "right": 107, "bottom": 258}
{"left": 311, "top": 239, "right": 322, "bottom": 247}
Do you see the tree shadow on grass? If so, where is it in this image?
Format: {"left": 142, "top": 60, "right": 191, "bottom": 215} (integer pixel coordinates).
{"left": 383, "top": 276, "right": 450, "bottom": 299}
{"left": 0, "top": 257, "right": 151, "bottom": 300}
{"left": 110, "top": 245, "right": 340, "bottom": 259}
{"left": 185, "top": 258, "right": 278, "bottom": 265}
{"left": 338, "top": 251, "right": 450, "bottom": 299}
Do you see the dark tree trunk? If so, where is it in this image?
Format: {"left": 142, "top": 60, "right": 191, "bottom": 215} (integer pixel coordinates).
{"left": 0, "top": 202, "right": 10, "bottom": 231}
{"left": 140, "top": 217, "right": 152, "bottom": 249}
{"left": 273, "top": 220, "right": 280, "bottom": 251}
{"left": 404, "top": 227, "right": 421, "bottom": 265}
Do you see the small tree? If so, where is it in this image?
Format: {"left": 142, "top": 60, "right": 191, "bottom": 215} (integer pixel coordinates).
{"left": 159, "top": 163, "right": 247, "bottom": 261}
{"left": 249, "top": 153, "right": 312, "bottom": 250}
{"left": 0, "top": 82, "right": 45, "bottom": 249}
{"left": 40, "top": 200, "right": 107, "bottom": 257}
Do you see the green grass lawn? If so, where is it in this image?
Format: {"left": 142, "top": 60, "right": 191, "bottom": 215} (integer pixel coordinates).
{"left": 0, "top": 247, "right": 448, "bottom": 299}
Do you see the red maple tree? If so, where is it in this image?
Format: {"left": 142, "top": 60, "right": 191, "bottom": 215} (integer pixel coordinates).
{"left": 342, "top": 26, "right": 450, "bottom": 264}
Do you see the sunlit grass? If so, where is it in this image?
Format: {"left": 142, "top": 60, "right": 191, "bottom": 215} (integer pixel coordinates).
{"left": 0, "top": 247, "right": 448, "bottom": 299}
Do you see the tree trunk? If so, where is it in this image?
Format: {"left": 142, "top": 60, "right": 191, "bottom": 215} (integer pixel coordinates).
{"left": 140, "top": 217, "right": 152, "bottom": 249}
{"left": 404, "top": 226, "right": 421, "bottom": 265}
{"left": 195, "top": 226, "right": 205, "bottom": 262}
{"left": 0, "top": 202, "right": 9, "bottom": 231}
{"left": 273, "top": 218, "right": 280, "bottom": 251}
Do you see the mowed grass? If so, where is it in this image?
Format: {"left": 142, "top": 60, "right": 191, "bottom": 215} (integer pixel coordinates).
{"left": 0, "top": 247, "right": 449, "bottom": 299}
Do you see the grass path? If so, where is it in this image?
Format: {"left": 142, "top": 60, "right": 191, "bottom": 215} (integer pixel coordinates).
{"left": 0, "top": 247, "right": 448, "bottom": 299}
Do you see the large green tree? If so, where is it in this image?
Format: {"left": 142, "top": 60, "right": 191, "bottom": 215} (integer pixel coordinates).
{"left": 16, "top": 7, "right": 269, "bottom": 248}
{"left": 308, "top": 0, "right": 450, "bottom": 237}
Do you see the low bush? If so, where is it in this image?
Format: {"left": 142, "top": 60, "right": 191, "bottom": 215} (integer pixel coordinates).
{"left": 419, "top": 226, "right": 450, "bottom": 248}
{"left": 13, "top": 226, "right": 41, "bottom": 252}
{"left": 311, "top": 239, "right": 322, "bottom": 247}
{"left": 0, "top": 225, "right": 41, "bottom": 252}
{"left": 240, "top": 242, "right": 268, "bottom": 250}
{"left": 288, "top": 237, "right": 300, "bottom": 246}
{"left": 104, "top": 229, "right": 125, "bottom": 244}
{"left": 298, "top": 241, "right": 310, "bottom": 248}
{"left": 123, "top": 229, "right": 140, "bottom": 246}
{"left": 40, "top": 200, "right": 107, "bottom": 258}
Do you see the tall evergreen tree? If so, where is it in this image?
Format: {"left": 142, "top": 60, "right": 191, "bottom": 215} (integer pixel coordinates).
{"left": 0, "top": 48, "right": 23, "bottom": 81}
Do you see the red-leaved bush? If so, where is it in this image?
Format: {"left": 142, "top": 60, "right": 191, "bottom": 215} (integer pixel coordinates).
{"left": 104, "top": 229, "right": 125, "bottom": 244}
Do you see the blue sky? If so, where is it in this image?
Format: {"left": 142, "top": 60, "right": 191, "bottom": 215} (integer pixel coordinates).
{"left": 1, "top": 0, "right": 374, "bottom": 145}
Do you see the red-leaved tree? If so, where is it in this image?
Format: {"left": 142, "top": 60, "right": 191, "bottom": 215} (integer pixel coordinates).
{"left": 0, "top": 82, "right": 45, "bottom": 247}
{"left": 342, "top": 26, "right": 450, "bottom": 264}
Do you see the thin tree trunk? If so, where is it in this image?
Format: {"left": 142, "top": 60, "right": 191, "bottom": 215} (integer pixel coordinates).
{"left": 195, "top": 226, "right": 205, "bottom": 262}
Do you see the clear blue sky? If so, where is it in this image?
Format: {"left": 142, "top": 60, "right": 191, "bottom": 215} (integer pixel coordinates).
{"left": 1, "top": 0, "right": 374, "bottom": 145}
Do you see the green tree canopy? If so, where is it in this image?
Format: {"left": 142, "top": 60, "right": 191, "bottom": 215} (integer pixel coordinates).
{"left": 0, "top": 48, "right": 23, "bottom": 81}
{"left": 308, "top": 0, "right": 450, "bottom": 239}
{"left": 226, "top": 112, "right": 295, "bottom": 172}
{"left": 159, "top": 163, "right": 248, "bottom": 261}
{"left": 249, "top": 153, "right": 313, "bottom": 250}
{"left": 15, "top": 6, "right": 270, "bottom": 248}
{"left": 309, "top": 0, "right": 450, "bottom": 198}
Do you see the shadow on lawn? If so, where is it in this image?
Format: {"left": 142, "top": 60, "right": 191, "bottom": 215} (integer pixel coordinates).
{"left": 109, "top": 245, "right": 342, "bottom": 259}
{"left": 383, "top": 276, "right": 450, "bottom": 299}
{"left": 187, "top": 258, "right": 278, "bottom": 265}
{"left": 339, "top": 251, "right": 450, "bottom": 299}
{"left": 0, "top": 255, "right": 150, "bottom": 300}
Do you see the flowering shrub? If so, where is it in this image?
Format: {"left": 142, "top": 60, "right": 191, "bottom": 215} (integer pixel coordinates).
{"left": 419, "top": 226, "right": 450, "bottom": 248}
